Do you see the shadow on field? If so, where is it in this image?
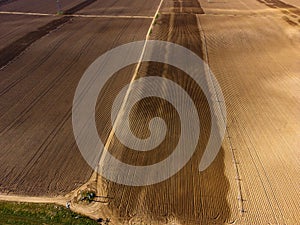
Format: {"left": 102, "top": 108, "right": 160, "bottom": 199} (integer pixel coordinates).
{"left": 94, "top": 1, "right": 230, "bottom": 222}
{"left": 95, "top": 61, "right": 230, "bottom": 224}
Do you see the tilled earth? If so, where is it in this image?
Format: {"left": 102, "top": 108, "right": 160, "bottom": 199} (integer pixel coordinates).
{"left": 0, "top": 0, "right": 299, "bottom": 224}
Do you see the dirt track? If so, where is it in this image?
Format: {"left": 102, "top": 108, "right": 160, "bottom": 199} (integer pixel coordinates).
{"left": 0, "top": 0, "right": 299, "bottom": 224}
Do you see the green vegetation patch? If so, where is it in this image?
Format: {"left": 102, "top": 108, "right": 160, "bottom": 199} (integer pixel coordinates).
{"left": 56, "top": 10, "right": 64, "bottom": 15}
{"left": 0, "top": 201, "right": 98, "bottom": 225}
{"left": 78, "top": 190, "right": 96, "bottom": 203}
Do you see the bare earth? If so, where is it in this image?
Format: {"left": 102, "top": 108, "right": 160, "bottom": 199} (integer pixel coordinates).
{"left": 0, "top": 0, "right": 299, "bottom": 224}
{"left": 0, "top": 0, "right": 85, "bottom": 14}
{"left": 0, "top": 10, "right": 152, "bottom": 195}
{"left": 0, "top": 14, "right": 57, "bottom": 50}
{"left": 198, "top": 0, "right": 300, "bottom": 224}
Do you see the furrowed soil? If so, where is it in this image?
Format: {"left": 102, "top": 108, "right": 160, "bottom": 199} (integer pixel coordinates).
{"left": 0, "top": 0, "right": 299, "bottom": 224}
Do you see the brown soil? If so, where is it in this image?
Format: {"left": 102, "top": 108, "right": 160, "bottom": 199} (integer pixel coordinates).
{"left": 0, "top": 0, "right": 99, "bottom": 68}
{"left": 0, "top": 0, "right": 85, "bottom": 14}
{"left": 76, "top": 0, "right": 161, "bottom": 16}
{"left": 0, "top": 16, "right": 152, "bottom": 195}
{"left": 0, "top": 15, "right": 56, "bottom": 50}
{"left": 198, "top": 0, "right": 300, "bottom": 223}
{"left": 0, "top": 0, "right": 299, "bottom": 224}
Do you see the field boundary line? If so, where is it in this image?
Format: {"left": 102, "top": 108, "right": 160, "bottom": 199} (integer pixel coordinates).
{"left": 96, "top": 0, "right": 164, "bottom": 171}
{"left": 71, "top": 14, "right": 153, "bottom": 19}
{"left": 0, "top": 11, "right": 55, "bottom": 16}
{"left": 0, "top": 11, "right": 153, "bottom": 19}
